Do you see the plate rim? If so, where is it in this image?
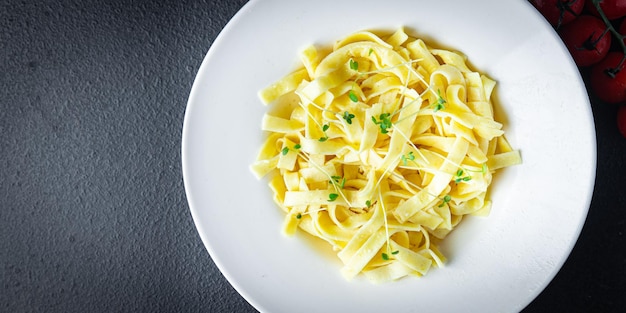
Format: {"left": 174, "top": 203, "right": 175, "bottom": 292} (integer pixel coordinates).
{"left": 182, "top": 0, "right": 597, "bottom": 312}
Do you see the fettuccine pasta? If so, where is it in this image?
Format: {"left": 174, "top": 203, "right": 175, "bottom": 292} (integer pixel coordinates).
{"left": 251, "top": 28, "right": 521, "bottom": 283}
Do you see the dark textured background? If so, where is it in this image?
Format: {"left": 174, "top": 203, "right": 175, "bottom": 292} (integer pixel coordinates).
{"left": 1, "top": 0, "right": 624, "bottom": 312}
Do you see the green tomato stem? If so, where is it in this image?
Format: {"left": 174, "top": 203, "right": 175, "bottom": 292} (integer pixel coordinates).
{"left": 592, "top": 0, "right": 626, "bottom": 74}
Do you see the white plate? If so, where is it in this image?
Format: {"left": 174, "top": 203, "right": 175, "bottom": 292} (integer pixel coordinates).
{"left": 182, "top": 0, "right": 596, "bottom": 312}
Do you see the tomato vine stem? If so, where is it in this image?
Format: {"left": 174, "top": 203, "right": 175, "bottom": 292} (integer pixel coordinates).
{"left": 592, "top": 0, "right": 626, "bottom": 76}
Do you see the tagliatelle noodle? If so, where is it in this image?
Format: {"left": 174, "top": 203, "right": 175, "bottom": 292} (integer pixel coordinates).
{"left": 252, "top": 28, "right": 521, "bottom": 283}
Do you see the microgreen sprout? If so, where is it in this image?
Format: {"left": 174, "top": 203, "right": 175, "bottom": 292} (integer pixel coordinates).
{"left": 371, "top": 113, "right": 393, "bottom": 134}
{"left": 347, "top": 58, "right": 361, "bottom": 103}
{"left": 401, "top": 151, "right": 416, "bottom": 166}
{"left": 348, "top": 90, "right": 359, "bottom": 103}
{"left": 463, "top": 163, "right": 488, "bottom": 175}
{"left": 377, "top": 188, "right": 399, "bottom": 262}
{"left": 433, "top": 89, "right": 446, "bottom": 112}
{"left": 319, "top": 123, "right": 330, "bottom": 142}
{"left": 382, "top": 250, "right": 399, "bottom": 261}
{"left": 295, "top": 208, "right": 329, "bottom": 219}
{"left": 342, "top": 111, "right": 355, "bottom": 124}
{"left": 330, "top": 175, "right": 346, "bottom": 189}
{"left": 439, "top": 194, "right": 452, "bottom": 207}
{"left": 454, "top": 169, "right": 472, "bottom": 184}
{"left": 282, "top": 144, "right": 301, "bottom": 155}
{"left": 328, "top": 193, "right": 339, "bottom": 202}
{"left": 349, "top": 58, "right": 359, "bottom": 71}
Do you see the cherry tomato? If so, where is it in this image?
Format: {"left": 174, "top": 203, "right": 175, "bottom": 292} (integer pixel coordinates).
{"left": 590, "top": 52, "right": 626, "bottom": 103}
{"left": 585, "top": 0, "right": 626, "bottom": 20}
{"left": 618, "top": 105, "right": 626, "bottom": 137}
{"left": 558, "top": 15, "right": 611, "bottom": 67}
{"left": 531, "top": 0, "right": 585, "bottom": 28}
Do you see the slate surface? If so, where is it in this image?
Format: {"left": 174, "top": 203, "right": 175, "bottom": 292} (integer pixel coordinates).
{"left": 1, "top": 0, "right": 624, "bottom": 312}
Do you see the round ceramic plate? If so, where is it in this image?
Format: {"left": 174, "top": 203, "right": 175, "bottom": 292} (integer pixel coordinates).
{"left": 182, "top": 0, "right": 596, "bottom": 312}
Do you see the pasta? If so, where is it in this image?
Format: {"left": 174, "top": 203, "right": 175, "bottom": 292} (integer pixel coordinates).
{"left": 251, "top": 28, "right": 521, "bottom": 283}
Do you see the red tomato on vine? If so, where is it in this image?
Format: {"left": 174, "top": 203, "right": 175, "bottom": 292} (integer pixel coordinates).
{"left": 559, "top": 15, "right": 612, "bottom": 67}
{"left": 531, "top": 0, "right": 585, "bottom": 28}
{"left": 590, "top": 52, "right": 626, "bottom": 104}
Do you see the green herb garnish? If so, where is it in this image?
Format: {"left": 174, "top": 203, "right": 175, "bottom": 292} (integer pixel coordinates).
{"left": 281, "top": 144, "right": 301, "bottom": 155}
{"left": 328, "top": 193, "right": 339, "bottom": 202}
{"left": 439, "top": 194, "right": 452, "bottom": 207}
{"left": 348, "top": 90, "right": 358, "bottom": 103}
{"left": 330, "top": 175, "right": 346, "bottom": 188}
{"left": 433, "top": 89, "right": 446, "bottom": 112}
{"left": 454, "top": 168, "right": 472, "bottom": 184}
{"left": 381, "top": 250, "right": 398, "bottom": 261}
{"left": 401, "top": 151, "right": 415, "bottom": 166}
{"left": 342, "top": 111, "right": 355, "bottom": 124}
{"left": 454, "top": 177, "right": 471, "bottom": 183}
{"left": 319, "top": 124, "right": 330, "bottom": 142}
{"left": 349, "top": 58, "right": 359, "bottom": 71}
{"left": 371, "top": 113, "right": 392, "bottom": 134}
